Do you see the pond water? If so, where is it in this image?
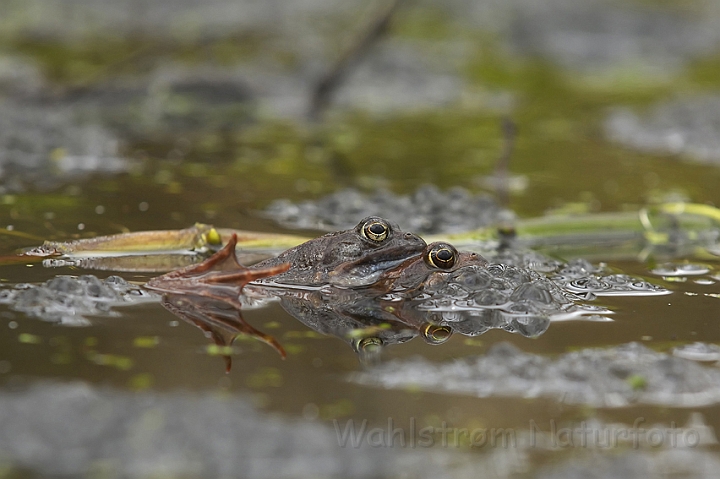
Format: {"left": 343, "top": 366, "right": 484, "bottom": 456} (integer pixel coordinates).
{"left": 2, "top": 0, "right": 720, "bottom": 477}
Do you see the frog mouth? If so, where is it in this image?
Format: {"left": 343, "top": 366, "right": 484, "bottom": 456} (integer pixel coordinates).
{"left": 328, "top": 245, "right": 425, "bottom": 288}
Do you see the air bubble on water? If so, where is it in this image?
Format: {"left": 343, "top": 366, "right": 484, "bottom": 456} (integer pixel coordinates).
{"left": 672, "top": 342, "right": 720, "bottom": 362}
{"left": 651, "top": 263, "right": 710, "bottom": 276}
{"left": 379, "top": 293, "right": 404, "bottom": 302}
{"left": 441, "top": 311, "right": 464, "bottom": 322}
{"left": 551, "top": 312, "right": 615, "bottom": 323}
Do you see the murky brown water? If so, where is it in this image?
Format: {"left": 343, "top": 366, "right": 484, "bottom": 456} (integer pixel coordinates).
{"left": 2, "top": 0, "right": 720, "bottom": 477}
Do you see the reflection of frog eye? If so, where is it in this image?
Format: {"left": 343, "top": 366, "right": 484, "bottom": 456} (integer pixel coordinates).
{"left": 421, "top": 324, "right": 453, "bottom": 345}
{"left": 425, "top": 242, "right": 458, "bottom": 269}
{"left": 353, "top": 337, "right": 383, "bottom": 356}
{"left": 362, "top": 220, "right": 390, "bottom": 242}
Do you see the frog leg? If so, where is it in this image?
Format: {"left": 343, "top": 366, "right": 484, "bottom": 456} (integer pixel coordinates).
{"left": 145, "top": 233, "right": 290, "bottom": 307}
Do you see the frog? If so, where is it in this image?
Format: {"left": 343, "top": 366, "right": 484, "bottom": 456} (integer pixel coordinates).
{"left": 249, "top": 216, "right": 427, "bottom": 288}
{"left": 146, "top": 216, "right": 425, "bottom": 294}
{"left": 372, "top": 241, "right": 488, "bottom": 294}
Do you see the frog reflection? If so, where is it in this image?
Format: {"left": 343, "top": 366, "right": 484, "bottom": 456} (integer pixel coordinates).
{"left": 155, "top": 286, "right": 460, "bottom": 370}
{"left": 161, "top": 293, "right": 284, "bottom": 373}
{"left": 269, "top": 287, "right": 458, "bottom": 366}
{"left": 154, "top": 273, "right": 556, "bottom": 370}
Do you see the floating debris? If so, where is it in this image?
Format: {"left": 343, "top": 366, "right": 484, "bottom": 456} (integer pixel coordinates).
{"left": 264, "top": 185, "right": 505, "bottom": 234}
{"left": 605, "top": 95, "right": 720, "bottom": 163}
{"left": 511, "top": 0, "right": 720, "bottom": 75}
{"left": 556, "top": 274, "right": 671, "bottom": 297}
{"left": 0, "top": 275, "right": 156, "bottom": 326}
{"left": 551, "top": 259, "right": 670, "bottom": 297}
{"left": 411, "top": 262, "right": 611, "bottom": 326}
{"left": 651, "top": 263, "right": 711, "bottom": 276}
{"left": 352, "top": 342, "right": 720, "bottom": 407}
{"left": 672, "top": 342, "right": 720, "bottom": 363}
{"left": 0, "top": 101, "right": 127, "bottom": 192}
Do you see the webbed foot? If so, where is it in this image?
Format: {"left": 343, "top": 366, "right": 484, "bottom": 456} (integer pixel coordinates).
{"left": 145, "top": 234, "right": 290, "bottom": 308}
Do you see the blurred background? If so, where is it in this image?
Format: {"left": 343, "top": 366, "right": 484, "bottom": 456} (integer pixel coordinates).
{"left": 2, "top": 0, "right": 720, "bottom": 235}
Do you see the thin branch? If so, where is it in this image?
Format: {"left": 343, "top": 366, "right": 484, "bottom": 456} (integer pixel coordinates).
{"left": 494, "top": 117, "right": 517, "bottom": 209}
{"left": 308, "top": 0, "right": 405, "bottom": 120}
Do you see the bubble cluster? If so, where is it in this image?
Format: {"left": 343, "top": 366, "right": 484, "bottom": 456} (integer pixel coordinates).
{"left": 550, "top": 259, "right": 671, "bottom": 297}
{"left": 264, "top": 185, "right": 505, "bottom": 234}
{"left": 353, "top": 342, "right": 720, "bottom": 408}
{"left": 606, "top": 95, "right": 720, "bottom": 163}
{"left": 400, "top": 262, "right": 612, "bottom": 338}
{"left": 0, "top": 275, "right": 155, "bottom": 326}
{"left": 0, "top": 101, "right": 126, "bottom": 192}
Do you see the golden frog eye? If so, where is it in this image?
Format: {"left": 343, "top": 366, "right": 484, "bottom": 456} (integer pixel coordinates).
{"left": 362, "top": 219, "right": 390, "bottom": 242}
{"left": 421, "top": 324, "right": 453, "bottom": 345}
{"left": 425, "top": 242, "right": 458, "bottom": 269}
{"left": 356, "top": 337, "right": 383, "bottom": 352}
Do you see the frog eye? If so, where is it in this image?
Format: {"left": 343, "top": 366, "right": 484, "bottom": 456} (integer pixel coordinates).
{"left": 362, "top": 219, "right": 390, "bottom": 242}
{"left": 421, "top": 324, "right": 453, "bottom": 345}
{"left": 424, "top": 242, "right": 458, "bottom": 269}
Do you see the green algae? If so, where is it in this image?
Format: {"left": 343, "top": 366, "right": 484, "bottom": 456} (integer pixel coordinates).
{"left": 17, "top": 333, "right": 42, "bottom": 345}
{"left": 627, "top": 374, "right": 648, "bottom": 391}
{"left": 3, "top": 32, "right": 267, "bottom": 85}
{"left": 133, "top": 336, "right": 160, "bottom": 348}
{"left": 128, "top": 373, "right": 154, "bottom": 391}
{"left": 246, "top": 367, "right": 283, "bottom": 388}
{"left": 86, "top": 352, "right": 134, "bottom": 371}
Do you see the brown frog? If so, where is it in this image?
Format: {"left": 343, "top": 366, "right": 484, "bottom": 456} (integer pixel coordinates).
{"left": 146, "top": 216, "right": 426, "bottom": 294}
{"left": 374, "top": 241, "right": 487, "bottom": 293}
{"left": 250, "top": 216, "right": 427, "bottom": 287}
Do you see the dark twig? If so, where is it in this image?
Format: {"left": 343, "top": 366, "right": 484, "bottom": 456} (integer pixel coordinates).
{"left": 495, "top": 118, "right": 518, "bottom": 249}
{"left": 494, "top": 118, "right": 517, "bottom": 209}
{"left": 308, "top": 0, "right": 405, "bottom": 120}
